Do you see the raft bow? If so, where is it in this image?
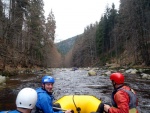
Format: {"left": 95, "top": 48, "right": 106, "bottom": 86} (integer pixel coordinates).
{"left": 54, "top": 95, "right": 102, "bottom": 113}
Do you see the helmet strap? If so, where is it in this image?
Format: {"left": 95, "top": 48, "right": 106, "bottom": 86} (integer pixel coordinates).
{"left": 42, "top": 84, "right": 53, "bottom": 95}
{"left": 42, "top": 84, "right": 46, "bottom": 90}
{"left": 112, "top": 81, "right": 116, "bottom": 89}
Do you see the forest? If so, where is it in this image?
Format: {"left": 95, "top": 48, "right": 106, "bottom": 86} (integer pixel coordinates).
{"left": 66, "top": 0, "right": 150, "bottom": 67}
{"left": 0, "top": 0, "right": 62, "bottom": 71}
{"left": 0, "top": 0, "right": 150, "bottom": 73}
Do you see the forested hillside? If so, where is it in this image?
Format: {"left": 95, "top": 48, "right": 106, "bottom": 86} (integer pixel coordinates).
{"left": 0, "top": 0, "right": 150, "bottom": 72}
{"left": 98, "top": 0, "right": 150, "bottom": 66}
{"left": 64, "top": 0, "right": 150, "bottom": 67}
{"left": 56, "top": 35, "right": 80, "bottom": 55}
{"left": 0, "top": 0, "right": 60, "bottom": 71}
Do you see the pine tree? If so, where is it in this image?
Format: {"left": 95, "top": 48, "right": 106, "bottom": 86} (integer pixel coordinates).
{"left": 46, "top": 10, "right": 56, "bottom": 41}
{"left": 26, "top": 0, "right": 46, "bottom": 66}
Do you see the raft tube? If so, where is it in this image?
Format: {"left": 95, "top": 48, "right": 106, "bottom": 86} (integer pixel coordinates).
{"left": 54, "top": 95, "right": 102, "bottom": 113}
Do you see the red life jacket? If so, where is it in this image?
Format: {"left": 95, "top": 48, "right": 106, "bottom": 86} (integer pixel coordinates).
{"left": 111, "top": 86, "right": 138, "bottom": 109}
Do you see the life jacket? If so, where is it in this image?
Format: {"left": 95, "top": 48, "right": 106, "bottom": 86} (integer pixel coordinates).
{"left": 0, "top": 111, "right": 9, "bottom": 113}
{"left": 111, "top": 87, "right": 138, "bottom": 113}
{"left": 35, "top": 88, "right": 56, "bottom": 113}
{"left": 35, "top": 107, "right": 43, "bottom": 113}
{"left": 0, "top": 110, "right": 21, "bottom": 113}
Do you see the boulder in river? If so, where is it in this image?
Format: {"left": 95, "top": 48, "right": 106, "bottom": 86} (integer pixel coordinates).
{"left": 0, "top": 75, "right": 6, "bottom": 84}
{"left": 141, "top": 73, "right": 150, "bottom": 80}
{"left": 88, "top": 70, "right": 97, "bottom": 76}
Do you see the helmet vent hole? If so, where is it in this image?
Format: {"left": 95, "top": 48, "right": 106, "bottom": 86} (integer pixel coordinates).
{"left": 19, "top": 102, "right": 22, "bottom": 105}
{"left": 29, "top": 104, "right": 32, "bottom": 106}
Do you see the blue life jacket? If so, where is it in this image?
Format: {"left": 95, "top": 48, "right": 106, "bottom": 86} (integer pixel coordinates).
{"left": 35, "top": 87, "right": 63, "bottom": 113}
{"left": 0, "top": 110, "right": 21, "bottom": 113}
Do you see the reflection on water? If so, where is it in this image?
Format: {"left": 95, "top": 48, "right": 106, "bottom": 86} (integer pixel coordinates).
{"left": 0, "top": 68, "right": 150, "bottom": 113}
{"left": 0, "top": 74, "right": 40, "bottom": 111}
{"left": 0, "top": 88, "right": 16, "bottom": 110}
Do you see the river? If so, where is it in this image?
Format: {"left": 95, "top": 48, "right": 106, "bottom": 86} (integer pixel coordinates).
{"left": 0, "top": 68, "right": 150, "bottom": 113}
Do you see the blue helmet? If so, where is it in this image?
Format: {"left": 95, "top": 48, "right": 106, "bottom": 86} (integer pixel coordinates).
{"left": 42, "top": 75, "right": 55, "bottom": 84}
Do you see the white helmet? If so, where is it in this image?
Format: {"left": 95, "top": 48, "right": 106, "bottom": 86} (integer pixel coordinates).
{"left": 16, "top": 87, "right": 37, "bottom": 109}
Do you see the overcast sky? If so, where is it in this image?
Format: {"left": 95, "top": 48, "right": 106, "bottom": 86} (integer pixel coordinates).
{"left": 43, "top": 0, "right": 120, "bottom": 43}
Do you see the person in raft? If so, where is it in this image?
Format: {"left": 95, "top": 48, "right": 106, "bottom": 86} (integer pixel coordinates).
{"left": 104, "top": 72, "right": 138, "bottom": 113}
{"left": 35, "top": 75, "right": 72, "bottom": 113}
{"left": 0, "top": 87, "right": 38, "bottom": 113}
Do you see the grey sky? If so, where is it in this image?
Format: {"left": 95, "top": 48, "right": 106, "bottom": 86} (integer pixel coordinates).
{"left": 43, "top": 0, "right": 120, "bottom": 42}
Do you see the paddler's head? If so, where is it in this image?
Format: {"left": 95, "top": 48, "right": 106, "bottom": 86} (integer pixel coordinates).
{"left": 16, "top": 88, "right": 37, "bottom": 110}
{"left": 110, "top": 72, "right": 125, "bottom": 89}
{"left": 41, "top": 75, "right": 55, "bottom": 93}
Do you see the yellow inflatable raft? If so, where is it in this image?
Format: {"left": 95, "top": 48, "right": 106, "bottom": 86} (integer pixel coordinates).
{"left": 54, "top": 95, "right": 102, "bottom": 113}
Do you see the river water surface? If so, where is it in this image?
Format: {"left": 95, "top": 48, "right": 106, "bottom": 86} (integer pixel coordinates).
{"left": 0, "top": 68, "right": 150, "bottom": 113}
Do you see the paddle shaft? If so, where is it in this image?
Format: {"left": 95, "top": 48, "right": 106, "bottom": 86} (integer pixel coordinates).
{"left": 53, "top": 107, "right": 74, "bottom": 113}
{"left": 53, "top": 106, "right": 67, "bottom": 111}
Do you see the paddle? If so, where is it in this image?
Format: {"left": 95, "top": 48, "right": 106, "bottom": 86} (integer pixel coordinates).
{"left": 53, "top": 107, "right": 74, "bottom": 113}
{"left": 90, "top": 112, "right": 99, "bottom": 113}
{"left": 91, "top": 112, "right": 107, "bottom": 113}
{"left": 91, "top": 110, "right": 107, "bottom": 113}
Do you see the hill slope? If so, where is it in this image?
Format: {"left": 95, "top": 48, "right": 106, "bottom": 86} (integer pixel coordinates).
{"left": 55, "top": 35, "right": 80, "bottom": 55}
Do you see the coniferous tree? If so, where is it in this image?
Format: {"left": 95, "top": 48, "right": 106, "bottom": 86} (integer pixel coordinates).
{"left": 95, "top": 4, "right": 118, "bottom": 63}
{"left": 26, "top": 0, "right": 46, "bottom": 66}
{"left": 0, "top": 0, "right": 3, "bottom": 37}
{"left": 46, "top": 10, "right": 56, "bottom": 41}
{"left": 96, "top": 16, "right": 105, "bottom": 55}
{"left": 115, "top": 0, "right": 150, "bottom": 65}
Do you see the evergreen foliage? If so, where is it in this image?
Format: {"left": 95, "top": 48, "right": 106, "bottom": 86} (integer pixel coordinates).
{"left": 95, "top": 4, "right": 118, "bottom": 63}
{"left": 0, "top": 0, "right": 56, "bottom": 69}
{"left": 0, "top": 0, "right": 150, "bottom": 69}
